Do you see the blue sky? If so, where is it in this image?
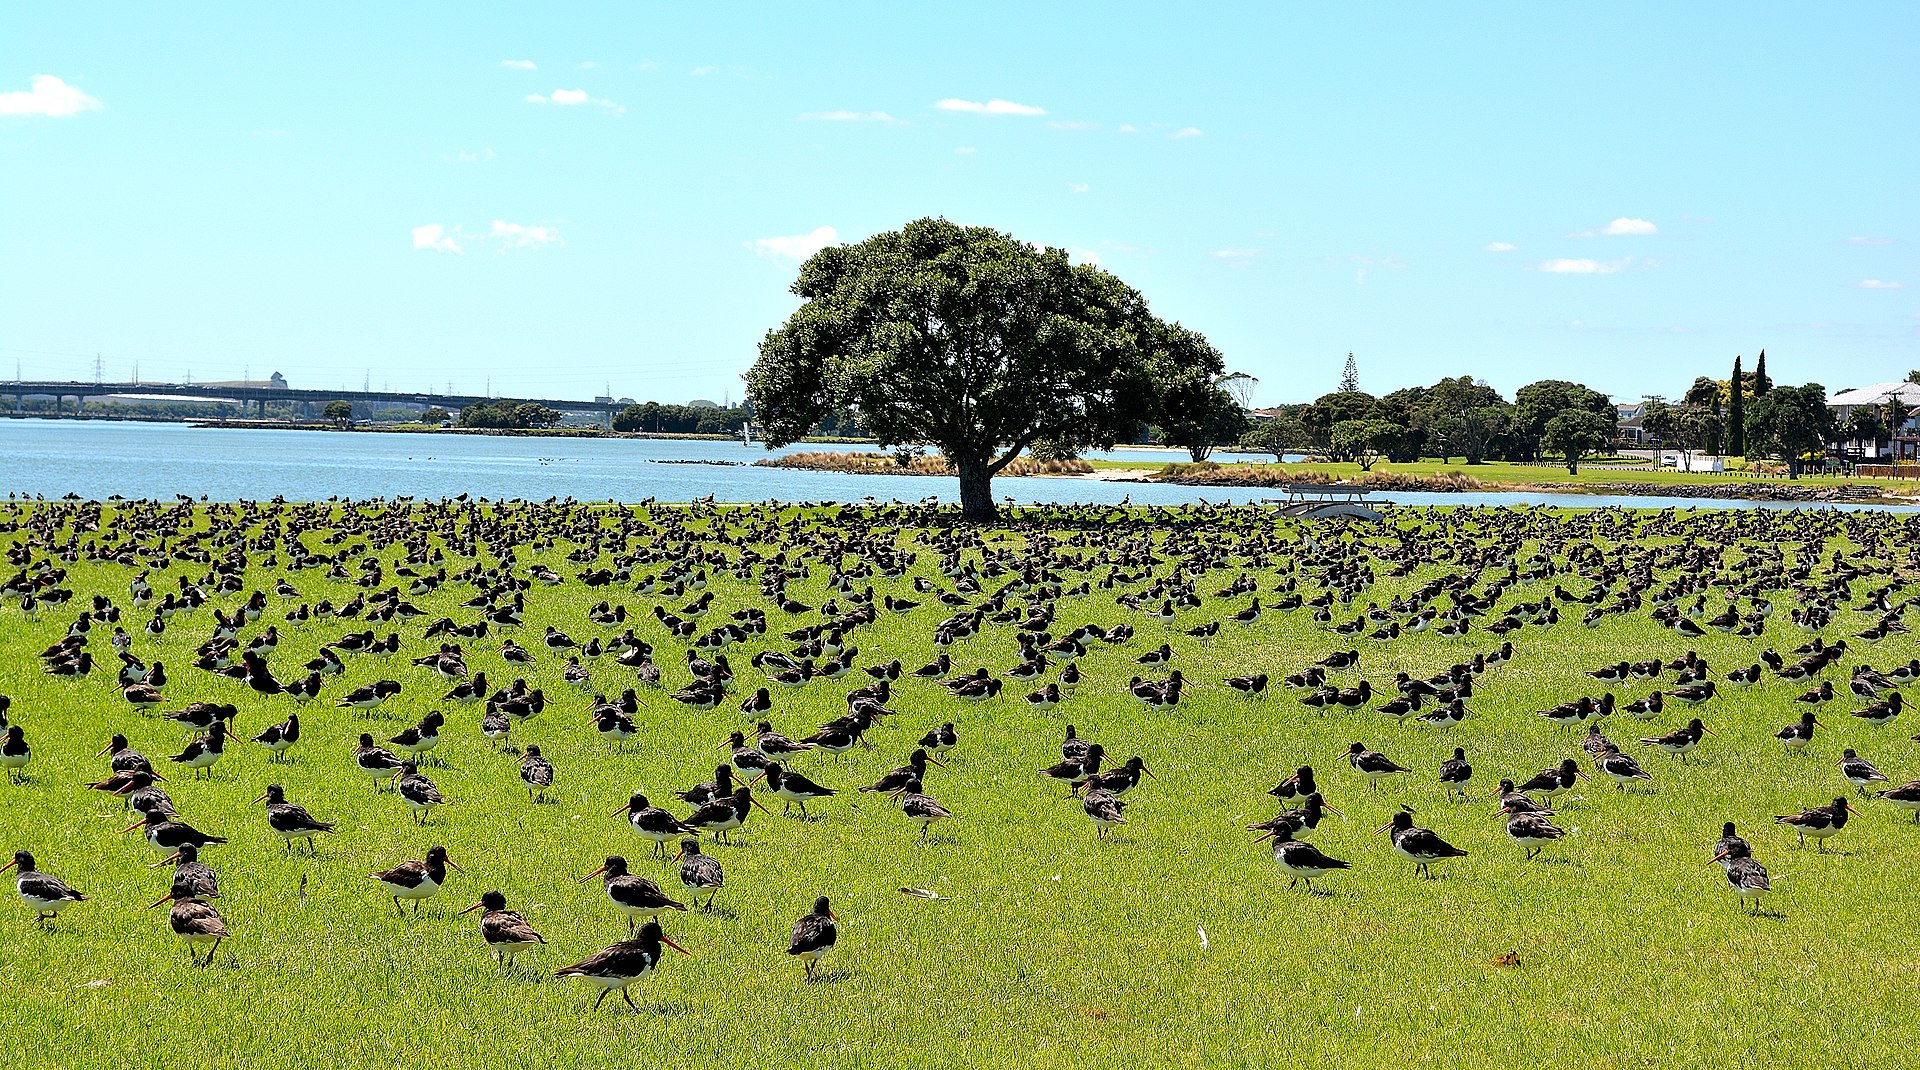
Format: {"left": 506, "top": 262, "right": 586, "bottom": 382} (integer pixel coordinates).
{"left": 3, "top": 3, "right": 1914, "bottom": 407}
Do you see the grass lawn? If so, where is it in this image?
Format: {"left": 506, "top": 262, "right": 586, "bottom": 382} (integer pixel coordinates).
{"left": 2, "top": 501, "right": 1918, "bottom": 1068}
{"left": 1084, "top": 456, "right": 1919, "bottom": 492}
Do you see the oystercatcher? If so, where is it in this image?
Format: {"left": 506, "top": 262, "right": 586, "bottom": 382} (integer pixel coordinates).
{"left": 1437, "top": 748, "right": 1472, "bottom": 799}
{"left": 1083, "top": 788, "right": 1127, "bottom": 838}
{"left": 251, "top": 714, "right": 301, "bottom": 761}
{"left": 459, "top": 890, "right": 547, "bottom": 971}
{"left": 150, "top": 841, "right": 219, "bottom": 903}
{"left": 1378, "top": 807, "right": 1468, "bottom": 878}
{"left": 683, "top": 786, "right": 768, "bottom": 844}
{"left": 355, "top": 733, "right": 406, "bottom": 789}
{"left": 555, "top": 921, "right": 690, "bottom": 1011}
{"left": 577, "top": 855, "right": 686, "bottom": 933}
{"left": 616, "top": 793, "right": 687, "bottom": 856}
{"left": 396, "top": 762, "right": 450, "bottom": 824}
{"left": 1269, "top": 765, "right": 1318, "bottom": 808}
{"left": 1640, "top": 718, "right": 1711, "bottom": 763}
{"left": 1517, "top": 759, "right": 1582, "bottom": 800}
{"left": 167, "top": 895, "right": 229, "bottom": 966}
{"left": 1502, "top": 808, "right": 1568, "bottom": 860}
{"left": 1838, "top": 749, "right": 1890, "bottom": 796}
{"left": 1346, "top": 742, "right": 1411, "bottom": 790}
{"left": 1775, "top": 711, "right": 1821, "bottom": 752}
{"left": 860, "top": 749, "right": 942, "bottom": 795}
{"left": 520, "top": 745, "right": 555, "bottom": 802}
{"left": 763, "top": 762, "right": 835, "bottom": 818}
{"left": 1, "top": 726, "right": 29, "bottom": 782}
{"left": 787, "top": 896, "right": 838, "bottom": 979}
{"left": 125, "top": 802, "right": 227, "bottom": 855}
{"left": 1874, "top": 780, "right": 1920, "bottom": 822}
{"left": 1709, "top": 840, "right": 1772, "bottom": 914}
{"left": 4, "top": 851, "right": 86, "bottom": 926}
{"left": 1249, "top": 792, "right": 1341, "bottom": 842}
{"left": 674, "top": 839, "right": 725, "bottom": 908}
{"left": 370, "top": 845, "right": 460, "bottom": 913}
{"left": 254, "top": 783, "right": 335, "bottom": 853}
{"left": 168, "top": 722, "right": 238, "bottom": 779}
{"left": 1774, "top": 797, "right": 1857, "bottom": 850}
{"left": 1270, "top": 833, "right": 1351, "bottom": 892}
{"left": 894, "top": 777, "right": 952, "bottom": 841}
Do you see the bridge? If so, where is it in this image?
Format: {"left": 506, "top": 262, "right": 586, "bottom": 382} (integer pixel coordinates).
{"left": 0, "top": 380, "right": 623, "bottom": 423}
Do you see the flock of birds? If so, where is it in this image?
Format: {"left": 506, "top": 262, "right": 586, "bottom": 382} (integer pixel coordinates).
{"left": 3, "top": 496, "right": 1919, "bottom": 1010}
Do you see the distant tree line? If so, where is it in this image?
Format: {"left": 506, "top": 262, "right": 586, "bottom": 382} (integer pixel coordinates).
{"left": 457, "top": 399, "right": 562, "bottom": 430}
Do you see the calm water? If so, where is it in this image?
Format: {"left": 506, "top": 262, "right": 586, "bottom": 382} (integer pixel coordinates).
{"left": 0, "top": 419, "right": 1910, "bottom": 512}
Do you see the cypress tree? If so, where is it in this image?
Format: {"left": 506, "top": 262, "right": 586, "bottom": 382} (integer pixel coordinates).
{"left": 1726, "top": 354, "right": 1746, "bottom": 456}
{"left": 1752, "top": 350, "right": 1770, "bottom": 396}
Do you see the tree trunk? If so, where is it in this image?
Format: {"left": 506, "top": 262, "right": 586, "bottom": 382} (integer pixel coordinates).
{"left": 956, "top": 455, "right": 996, "bottom": 523}
{"left": 1189, "top": 446, "right": 1214, "bottom": 462}
{"left": 1567, "top": 456, "right": 1579, "bottom": 475}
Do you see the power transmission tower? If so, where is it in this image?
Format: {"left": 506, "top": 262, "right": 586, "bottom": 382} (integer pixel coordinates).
{"left": 93, "top": 354, "right": 104, "bottom": 384}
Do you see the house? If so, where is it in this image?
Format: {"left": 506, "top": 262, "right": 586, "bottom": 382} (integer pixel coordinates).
{"left": 1615, "top": 402, "right": 1646, "bottom": 444}
{"left": 1828, "top": 382, "right": 1920, "bottom": 461}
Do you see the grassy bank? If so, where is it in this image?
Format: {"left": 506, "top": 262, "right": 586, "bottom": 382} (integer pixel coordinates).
{"left": 759, "top": 450, "right": 1093, "bottom": 477}
{"left": 2, "top": 501, "right": 1918, "bottom": 1067}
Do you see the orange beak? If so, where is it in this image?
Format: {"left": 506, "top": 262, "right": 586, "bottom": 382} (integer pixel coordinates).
{"left": 1700, "top": 726, "right": 1716, "bottom": 735}
{"left": 925, "top": 754, "right": 947, "bottom": 768}
{"left": 576, "top": 866, "right": 608, "bottom": 884}
{"left": 148, "top": 851, "right": 181, "bottom": 869}
{"left": 146, "top": 892, "right": 175, "bottom": 910}
{"left": 750, "top": 796, "right": 773, "bottom": 814}
{"left": 252, "top": 791, "right": 271, "bottom": 804}
{"left": 1845, "top": 803, "right": 1862, "bottom": 815}
{"left": 1707, "top": 851, "right": 1729, "bottom": 864}
{"left": 444, "top": 857, "right": 464, "bottom": 874}
{"left": 457, "top": 901, "right": 485, "bottom": 916}
{"left": 661, "top": 935, "right": 692, "bottom": 956}
{"left": 94, "top": 743, "right": 113, "bottom": 757}
{"left": 119, "top": 818, "right": 148, "bottom": 834}
{"left": 610, "top": 802, "right": 633, "bottom": 816}
{"left": 1141, "top": 766, "right": 1159, "bottom": 781}
{"left": 1372, "top": 820, "right": 1394, "bottom": 835}
{"left": 0, "top": 859, "right": 14, "bottom": 874}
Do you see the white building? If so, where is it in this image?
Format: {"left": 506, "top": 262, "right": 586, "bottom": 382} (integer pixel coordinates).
{"left": 1828, "top": 382, "right": 1920, "bottom": 461}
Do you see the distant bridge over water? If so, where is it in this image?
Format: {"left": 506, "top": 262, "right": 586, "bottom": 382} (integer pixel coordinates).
{"left": 1, "top": 380, "right": 623, "bottom": 423}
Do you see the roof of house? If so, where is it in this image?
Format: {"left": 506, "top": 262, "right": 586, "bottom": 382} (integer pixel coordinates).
{"left": 1829, "top": 382, "right": 1920, "bottom": 406}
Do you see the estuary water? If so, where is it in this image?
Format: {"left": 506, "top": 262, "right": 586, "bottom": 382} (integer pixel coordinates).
{"left": 0, "top": 419, "right": 1911, "bottom": 512}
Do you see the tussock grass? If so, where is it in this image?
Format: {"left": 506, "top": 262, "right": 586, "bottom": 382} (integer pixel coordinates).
{"left": 763, "top": 451, "right": 1093, "bottom": 477}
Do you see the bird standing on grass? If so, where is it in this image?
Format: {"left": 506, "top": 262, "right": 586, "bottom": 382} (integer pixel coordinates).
{"left": 787, "top": 895, "right": 838, "bottom": 980}
{"left": 459, "top": 890, "right": 546, "bottom": 971}
{"left": 4, "top": 851, "right": 85, "bottom": 926}
{"left": 555, "top": 921, "right": 690, "bottom": 1012}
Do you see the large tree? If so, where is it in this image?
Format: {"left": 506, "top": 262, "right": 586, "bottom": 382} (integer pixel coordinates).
{"left": 1240, "top": 413, "right": 1306, "bottom": 462}
{"left": 1513, "top": 380, "right": 1614, "bottom": 461}
{"left": 1540, "top": 410, "right": 1613, "bottom": 474}
{"left": 745, "top": 218, "right": 1222, "bottom": 520}
{"left": 1158, "top": 379, "right": 1250, "bottom": 462}
{"left": 1745, "top": 383, "right": 1835, "bottom": 477}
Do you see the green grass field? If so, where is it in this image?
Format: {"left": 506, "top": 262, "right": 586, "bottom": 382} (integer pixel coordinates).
{"left": 2, "top": 501, "right": 1917, "bottom": 1069}
{"left": 1085, "top": 455, "right": 1920, "bottom": 494}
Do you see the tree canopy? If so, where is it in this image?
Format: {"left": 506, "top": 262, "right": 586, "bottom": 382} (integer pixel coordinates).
{"left": 1744, "top": 383, "right": 1834, "bottom": 477}
{"left": 1540, "top": 410, "right": 1613, "bottom": 474}
{"left": 745, "top": 218, "right": 1226, "bottom": 520}
{"left": 321, "top": 400, "right": 354, "bottom": 424}
{"left": 458, "top": 400, "right": 562, "bottom": 430}
{"left": 1513, "top": 380, "right": 1614, "bottom": 461}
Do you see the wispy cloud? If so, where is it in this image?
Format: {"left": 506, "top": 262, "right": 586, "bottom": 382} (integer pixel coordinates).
{"left": 750, "top": 225, "right": 838, "bottom": 263}
{"left": 1483, "top": 242, "right": 1517, "bottom": 253}
{"left": 442, "top": 147, "right": 497, "bottom": 164}
{"left": 1539, "top": 257, "right": 1631, "bottom": 274}
{"left": 499, "top": 59, "right": 537, "bottom": 71}
{"left": 1212, "top": 248, "right": 1260, "bottom": 266}
{"left": 1170, "top": 126, "right": 1204, "bottom": 140}
{"left": 0, "top": 75, "right": 101, "bottom": 117}
{"left": 1856, "top": 279, "right": 1904, "bottom": 289}
{"left": 798, "top": 110, "right": 902, "bottom": 124}
{"left": 1573, "top": 217, "right": 1658, "bottom": 237}
{"left": 411, "top": 224, "right": 463, "bottom": 254}
{"left": 1848, "top": 236, "right": 1893, "bottom": 246}
{"left": 524, "top": 88, "right": 625, "bottom": 115}
{"left": 934, "top": 97, "right": 1045, "bottom": 116}
{"left": 490, "top": 221, "right": 560, "bottom": 251}
{"left": 1068, "top": 182, "right": 1090, "bottom": 194}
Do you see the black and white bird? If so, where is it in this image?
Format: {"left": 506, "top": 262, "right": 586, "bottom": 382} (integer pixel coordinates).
{"left": 1346, "top": 742, "right": 1411, "bottom": 790}
{"left": 458, "top": 890, "right": 547, "bottom": 971}
{"left": 1437, "top": 747, "right": 1473, "bottom": 799}
{"left": 1774, "top": 797, "right": 1857, "bottom": 850}
{"left": 251, "top": 714, "right": 301, "bottom": 761}
{"left": 520, "top": 745, "right": 555, "bottom": 802}
{"left": 396, "top": 762, "right": 450, "bottom": 824}
{"left": 673, "top": 839, "right": 725, "bottom": 909}
{"left": 1377, "top": 807, "right": 1468, "bottom": 878}
{"left": 1083, "top": 788, "right": 1127, "bottom": 838}
{"left": 554, "top": 921, "right": 690, "bottom": 1011}
{"left": 577, "top": 855, "right": 686, "bottom": 933}
{"left": 615, "top": 793, "right": 688, "bottom": 856}
{"left": 4, "top": 850, "right": 87, "bottom": 926}
{"left": 1269, "top": 834, "right": 1350, "bottom": 893}
{"left": 1838, "top": 749, "right": 1890, "bottom": 796}
{"left": 787, "top": 895, "right": 838, "bottom": 979}
{"left": 254, "top": 783, "right": 335, "bottom": 853}
{"left": 167, "top": 895, "right": 230, "bottom": 966}
{"left": 1501, "top": 808, "right": 1568, "bottom": 860}
{"left": 1709, "top": 839, "right": 1772, "bottom": 914}
{"left": 369, "top": 845, "right": 460, "bottom": 913}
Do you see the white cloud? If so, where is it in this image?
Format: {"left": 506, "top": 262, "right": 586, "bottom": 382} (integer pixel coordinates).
{"left": 1483, "top": 242, "right": 1517, "bottom": 253}
{"left": 798, "top": 110, "right": 901, "bottom": 123}
{"left": 1602, "top": 217, "right": 1658, "bottom": 236}
{"left": 577, "top": 61, "right": 598, "bottom": 70}
{"left": 1068, "top": 182, "right": 1090, "bottom": 194}
{"left": 954, "top": 146, "right": 976, "bottom": 155}
{"left": 934, "top": 97, "right": 1045, "bottom": 116}
{"left": 525, "top": 89, "right": 625, "bottom": 115}
{"left": 750, "top": 225, "right": 838, "bottom": 263}
{"left": 1212, "top": 248, "right": 1260, "bottom": 266}
{"left": 444, "top": 147, "right": 496, "bottom": 164}
{"left": 1848, "top": 236, "right": 1893, "bottom": 246}
{"left": 0, "top": 74, "right": 102, "bottom": 117}
{"left": 1539, "top": 257, "right": 1630, "bottom": 274}
{"left": 500, "top": 59, "right": 537, "bottom": 71}
{"left": 1856, "top": 279, "right": 1904, "bottom": 289}
{"left": 490, "top": 220, "right": 560, "bottom": 250}
{"left": 1170, "top": 126, "right": 1204, "bottom": 140}
{"left": 411, "top": 224, "right": 463, "bottom": 254}
{"left": 1118, "top": 124, "right": 1138, "bottom": 134}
